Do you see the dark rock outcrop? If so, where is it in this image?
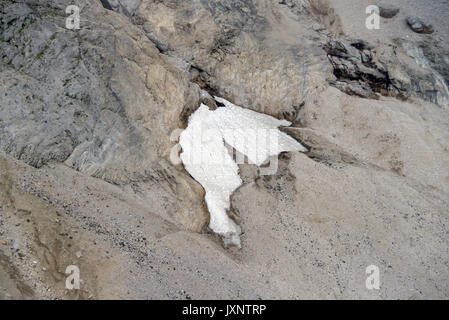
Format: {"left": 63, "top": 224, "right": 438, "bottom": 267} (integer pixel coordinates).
{"left": 379, "top": 4, "right": 400, "bottom": 18}
{"left": 407, "top": 16, "right": 434, "bottom": 34}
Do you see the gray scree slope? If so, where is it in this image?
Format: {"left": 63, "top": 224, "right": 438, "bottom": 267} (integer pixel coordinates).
{"left": 0, "top": 0, "right": 448, "bottom": 299}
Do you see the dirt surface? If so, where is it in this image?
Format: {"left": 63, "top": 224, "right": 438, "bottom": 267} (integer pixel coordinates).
{"left": 334, "top": 0, "right": 449, "bottom": 45}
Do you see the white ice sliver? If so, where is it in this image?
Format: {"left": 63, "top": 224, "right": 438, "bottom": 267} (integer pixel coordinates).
{"left": 179, "top": 97, "right": 307, "bottom": 247}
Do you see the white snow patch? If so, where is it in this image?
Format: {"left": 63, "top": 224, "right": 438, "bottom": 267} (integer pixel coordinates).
{"left": 179, "top": 97, "right": 307, "bottom": 247}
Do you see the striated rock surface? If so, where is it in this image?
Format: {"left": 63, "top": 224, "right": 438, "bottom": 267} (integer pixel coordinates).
{"left": 0, "top": 0, "right": 208, "bottom": 233}
{"left": 1, "top": 0, "right": 448, "bottom": 299}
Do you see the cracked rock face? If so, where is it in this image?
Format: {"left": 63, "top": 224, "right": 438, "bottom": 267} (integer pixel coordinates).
{"left": 1, "top": 0, "right": 449, "bottom": 299}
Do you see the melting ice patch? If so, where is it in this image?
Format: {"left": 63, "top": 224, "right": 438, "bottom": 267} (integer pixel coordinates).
{"left": 179, "top": 97, "right": 307, "bottom": 247}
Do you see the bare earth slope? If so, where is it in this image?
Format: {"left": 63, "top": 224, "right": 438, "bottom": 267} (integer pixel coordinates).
{"left": 0, "top": 0, "right": 448, "bottom": 299}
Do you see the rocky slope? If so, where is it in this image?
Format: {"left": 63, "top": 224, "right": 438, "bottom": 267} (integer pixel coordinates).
{"left": 0, "top": 0, "right": 448, "bottom": 299}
